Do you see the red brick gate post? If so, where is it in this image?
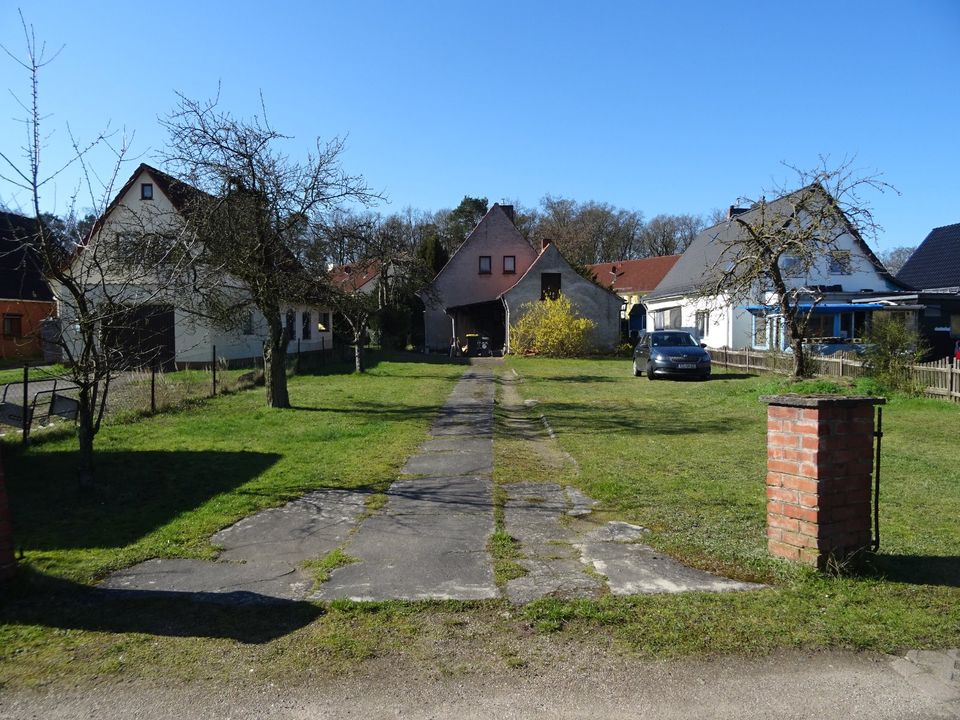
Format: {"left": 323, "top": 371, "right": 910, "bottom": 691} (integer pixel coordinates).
{"left": 761, "top": 395, "right": 884, "bottom": 568}
{"left": 0, "top": 453, "right": 15, "bottom": 581}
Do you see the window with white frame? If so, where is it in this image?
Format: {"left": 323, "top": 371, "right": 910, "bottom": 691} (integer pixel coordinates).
{"left": 668, "top": 307, "right": 681, "bottom": 328}
{"left": 780, "top": 254, "right": 803, "bottom": 277}
{"left": 828, "top": 250, "right": 852, "bottom": 275}
{"left": 695, "top": 310, "right": 709, "bottom": 340}
{"left": 753, "top": 316, "right": 767, "bottom": 347}
{"left": 285, "top": 310, "right": 296, "bottom": 341}
{"left": 302, "top": 310, "right": 312, "bottom": 340}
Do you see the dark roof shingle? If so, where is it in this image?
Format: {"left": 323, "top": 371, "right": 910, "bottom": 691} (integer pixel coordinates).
{"left": 0, "top": 212, "right": 54, "bottom": 301}
{"left": 895, "top": 222, "right": 960, "bottom": 291}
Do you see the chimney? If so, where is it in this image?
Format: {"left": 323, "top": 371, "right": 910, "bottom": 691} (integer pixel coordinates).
{"left": 727, "top": 205, "right": 749, "bottom": 219}
{"left": 541, "top": 237, "right": 553, "bottom": 251}
{"left": 500, "top": 204, "right": 515, "bottom": 223}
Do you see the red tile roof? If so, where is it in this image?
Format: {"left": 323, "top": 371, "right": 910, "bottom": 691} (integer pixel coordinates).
{"left": 330, "top": 258, "right": 381, "bottom": 291}
{"left": 587, "top": 255, "right": 681, "bottom": 293}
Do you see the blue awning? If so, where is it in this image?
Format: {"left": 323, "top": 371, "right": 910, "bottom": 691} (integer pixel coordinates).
{"left": 742, "top": 303, "right": 888, "bottom": 316}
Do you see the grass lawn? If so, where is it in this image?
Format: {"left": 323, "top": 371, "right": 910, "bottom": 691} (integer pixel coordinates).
{"left": 0, "top": 364, "right": 68, "bottom": 387}
{"left": 0, "top": 354, "right": 468, "bottom": 685}
{"left": 1, "top": 353, "right": 957, "bottom": 688}
{"left": 501, "top": 356, "right": 960, "bottom": 655}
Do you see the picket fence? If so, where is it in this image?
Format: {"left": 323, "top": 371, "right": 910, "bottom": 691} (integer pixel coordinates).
{"left": 710, "top": 347, "right": 960, "bottom": 403}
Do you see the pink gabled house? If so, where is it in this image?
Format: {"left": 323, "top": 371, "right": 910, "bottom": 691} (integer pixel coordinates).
{"left": 422, "top": 204, "right": 621, "bottom": 353}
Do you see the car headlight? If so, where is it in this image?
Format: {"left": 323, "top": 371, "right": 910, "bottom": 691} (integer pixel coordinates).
{"left": 652, "top": 353, "right": 665, "bottom": 362}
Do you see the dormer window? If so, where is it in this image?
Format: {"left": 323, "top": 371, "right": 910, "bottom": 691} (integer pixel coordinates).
{"left": 829, "top": 250, "right": 852, "bottom": 275}
{"left": 141, "top": 183, "right": 154, "bottom": 200}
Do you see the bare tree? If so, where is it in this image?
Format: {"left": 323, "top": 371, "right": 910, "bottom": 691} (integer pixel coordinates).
{"left": 878, "top": 245, "right": 916, "bottom": 276}
{"left": 533, "top": 196, "right": 644, "bottom": 265}
{"left": 697, "top": 158, "right": 894, "bottom": 378}
{"left": 638, "top": 213, "right": 704, "bottom": 257}
{"left": 160, "top": 92, "right": 378, "bottom": 407}
{"left": 0, "top": 16, "right": 196, "bottom": 486}
{"left": 314, "top": 212, "right": 435, "bottom": 371}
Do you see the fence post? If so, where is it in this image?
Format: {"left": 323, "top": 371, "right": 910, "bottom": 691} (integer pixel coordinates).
{"left": 746, "top": 347, "right": 751, "bottom": 372}
{"left": 839, "top": 353, "right": 844, "bottom": 378}
{"left": 151, "top": 365, "right": 157, "bottom": 414}
{"left": 21, "top": 365, "right": 29, "bottom": 447}
{"left": 212, "top": 344, "right": 217, "bottom": 397}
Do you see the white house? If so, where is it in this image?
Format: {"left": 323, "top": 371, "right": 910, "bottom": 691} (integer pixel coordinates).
{"left": 55, "top": 163, "right": 333, "bottom": 368}
{"left": 644, "top": 187, "right": 904, "bottom": 351}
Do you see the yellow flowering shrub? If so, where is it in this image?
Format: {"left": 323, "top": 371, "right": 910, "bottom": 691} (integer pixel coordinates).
{"left": 510, "top": 294, "right": 596, "bottom": 357}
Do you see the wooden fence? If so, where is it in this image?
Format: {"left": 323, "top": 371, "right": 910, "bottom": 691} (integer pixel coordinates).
{"left": 710, "top": 347, "right": 960, "bottom": 403}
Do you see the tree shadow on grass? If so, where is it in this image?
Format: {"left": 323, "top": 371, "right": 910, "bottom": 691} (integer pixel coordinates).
{"left": 4, "top": 450, "right": 282, "bottom": 552}
{"left": 1, "top": 569, "right": 322, "bottom": 644}
{"left": 540, "top": 402, "right": 754, "bottom": 436}
{"left": 864, "top": 554, "right": 960, "bottom": 588}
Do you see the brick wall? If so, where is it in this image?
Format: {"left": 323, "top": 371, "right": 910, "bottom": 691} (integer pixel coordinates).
{"left": 762, "top": 395, "right": 883, "bottom": 568}
{"left": 0, "top": 452, "right": 15, "bottom": 581}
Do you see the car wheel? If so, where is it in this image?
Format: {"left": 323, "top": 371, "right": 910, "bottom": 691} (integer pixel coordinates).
{"left": 646, "top": 364, "right": 657, "bottom": 380}
{"left": 633, "top": 361, "right": 642, "bottom": 377}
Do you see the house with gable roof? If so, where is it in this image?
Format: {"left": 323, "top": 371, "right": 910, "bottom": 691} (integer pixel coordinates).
{"left": 644, "top": 186, "right": 904, "bottom": 351}
{"left": 850, "top": 222, "right": 960, "bottom": 359}
{"left": 0, "top": 211, "right": 56, "bottom": 360}
{"left": 422, "top": 203, "right": 621, "bottom": 353}
{"left": 54, "top": 163, "right": 332, "bottom": 368}
{"left": 587, "top": 255, "right": 681, "bottom": 337}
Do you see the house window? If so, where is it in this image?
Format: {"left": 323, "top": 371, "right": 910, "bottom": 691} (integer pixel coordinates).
{"left": 286, "top": 309, "right": 296, "bottom": 341}
{"left": 668, "top": 307, "right": 681, "bottom": 328}
{"left": 503, "top": 255, "right": 516, "bottom": 274}
{"left": 753, "top": 316, "right": 768, "bottom": 347}
{"left": 780, "top": 254, "right": 803, "bottom": 277}
{"left": 140, "top": 183, "right": 153, "bottom": 200}
{"left": 2, "top": 314, "right": 23, "bottom": 338}
{"left": 805, "top": 314, "right": 835, "bottom": 339}
{"left": 479, "top": 256, "right": 492, "bottom": 274}
{"left": 114, "top": 233, "right": 139, "bottom": 260}
{"left": 951, "top": 314, "right": 960, "bottom": 339}
{"left": 828, "top": 250, "right": 852, "bottom": 275}
{"left": 540, "top": 273, "right": 561, "bottom": 300}
{"left": 318, "top": 312, "right": 330, "bottom": 332}
{"left": 302, "top": 311, "right": 312, "bottom": 340}
{"left": 695, "top": 311, "right": 709, "bottom": 339}
{"left": 241, "top": 311, "right": 255, "bottom": 335}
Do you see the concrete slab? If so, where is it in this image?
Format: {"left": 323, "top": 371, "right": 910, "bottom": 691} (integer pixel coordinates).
{"left": 313, "top": 367, "right": 497, "bottom": 602}
{"left": 503, "top": 483, "right": 604, "bottom": 604}
{"left": 401, "top": 450, "right": 492, "bottom": 478}
{"left": 100, "top": 489, "right": 368, "bottom": 602}
{"left": 577, "top": 526, "right": 764, "bottom": 595}
{"left": 99, "top": 558, "right": 312, "bottom": 601}
{"left": 506, "top": 557, "right": 603, "bottom": 605}
{"left": 213, "top": 490, "right": 367, "bottom": 564}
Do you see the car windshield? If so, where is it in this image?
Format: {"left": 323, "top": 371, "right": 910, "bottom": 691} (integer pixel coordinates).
{"left": 650, "top": 332, "right": 697, "bottom": 347}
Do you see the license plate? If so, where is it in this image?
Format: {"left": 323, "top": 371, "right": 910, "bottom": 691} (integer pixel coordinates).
{"left": 678, "top": 363, "right": 696, "bottom": 369}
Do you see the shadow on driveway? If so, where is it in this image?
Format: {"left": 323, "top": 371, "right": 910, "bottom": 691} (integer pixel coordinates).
{"left": 1, "top": 569, "right": 322, "bottom": 644}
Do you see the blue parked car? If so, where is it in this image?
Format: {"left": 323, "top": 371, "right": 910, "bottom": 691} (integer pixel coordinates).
{"left": 633, "top": 331, "right": 711, "bottom": 380}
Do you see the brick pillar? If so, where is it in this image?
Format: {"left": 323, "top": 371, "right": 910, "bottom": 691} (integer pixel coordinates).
{"left": 0, "top": 452, "right": 14, "bottom": 582}
{"left": 761, "top": 395, "right": 884, "bottom": 568}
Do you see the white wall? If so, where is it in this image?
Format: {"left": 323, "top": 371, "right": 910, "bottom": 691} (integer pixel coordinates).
{"left": 644, "top": 294, "right": 754, "bottom": 349}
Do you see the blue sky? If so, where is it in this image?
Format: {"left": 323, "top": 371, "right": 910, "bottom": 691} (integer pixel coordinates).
{"left": 1, "top": 0, "right": 957, "bottom": 252}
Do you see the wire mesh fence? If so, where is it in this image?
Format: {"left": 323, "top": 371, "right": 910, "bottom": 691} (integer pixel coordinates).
{"left": 0, "top": 345, "right": 353, "bottom": 442}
